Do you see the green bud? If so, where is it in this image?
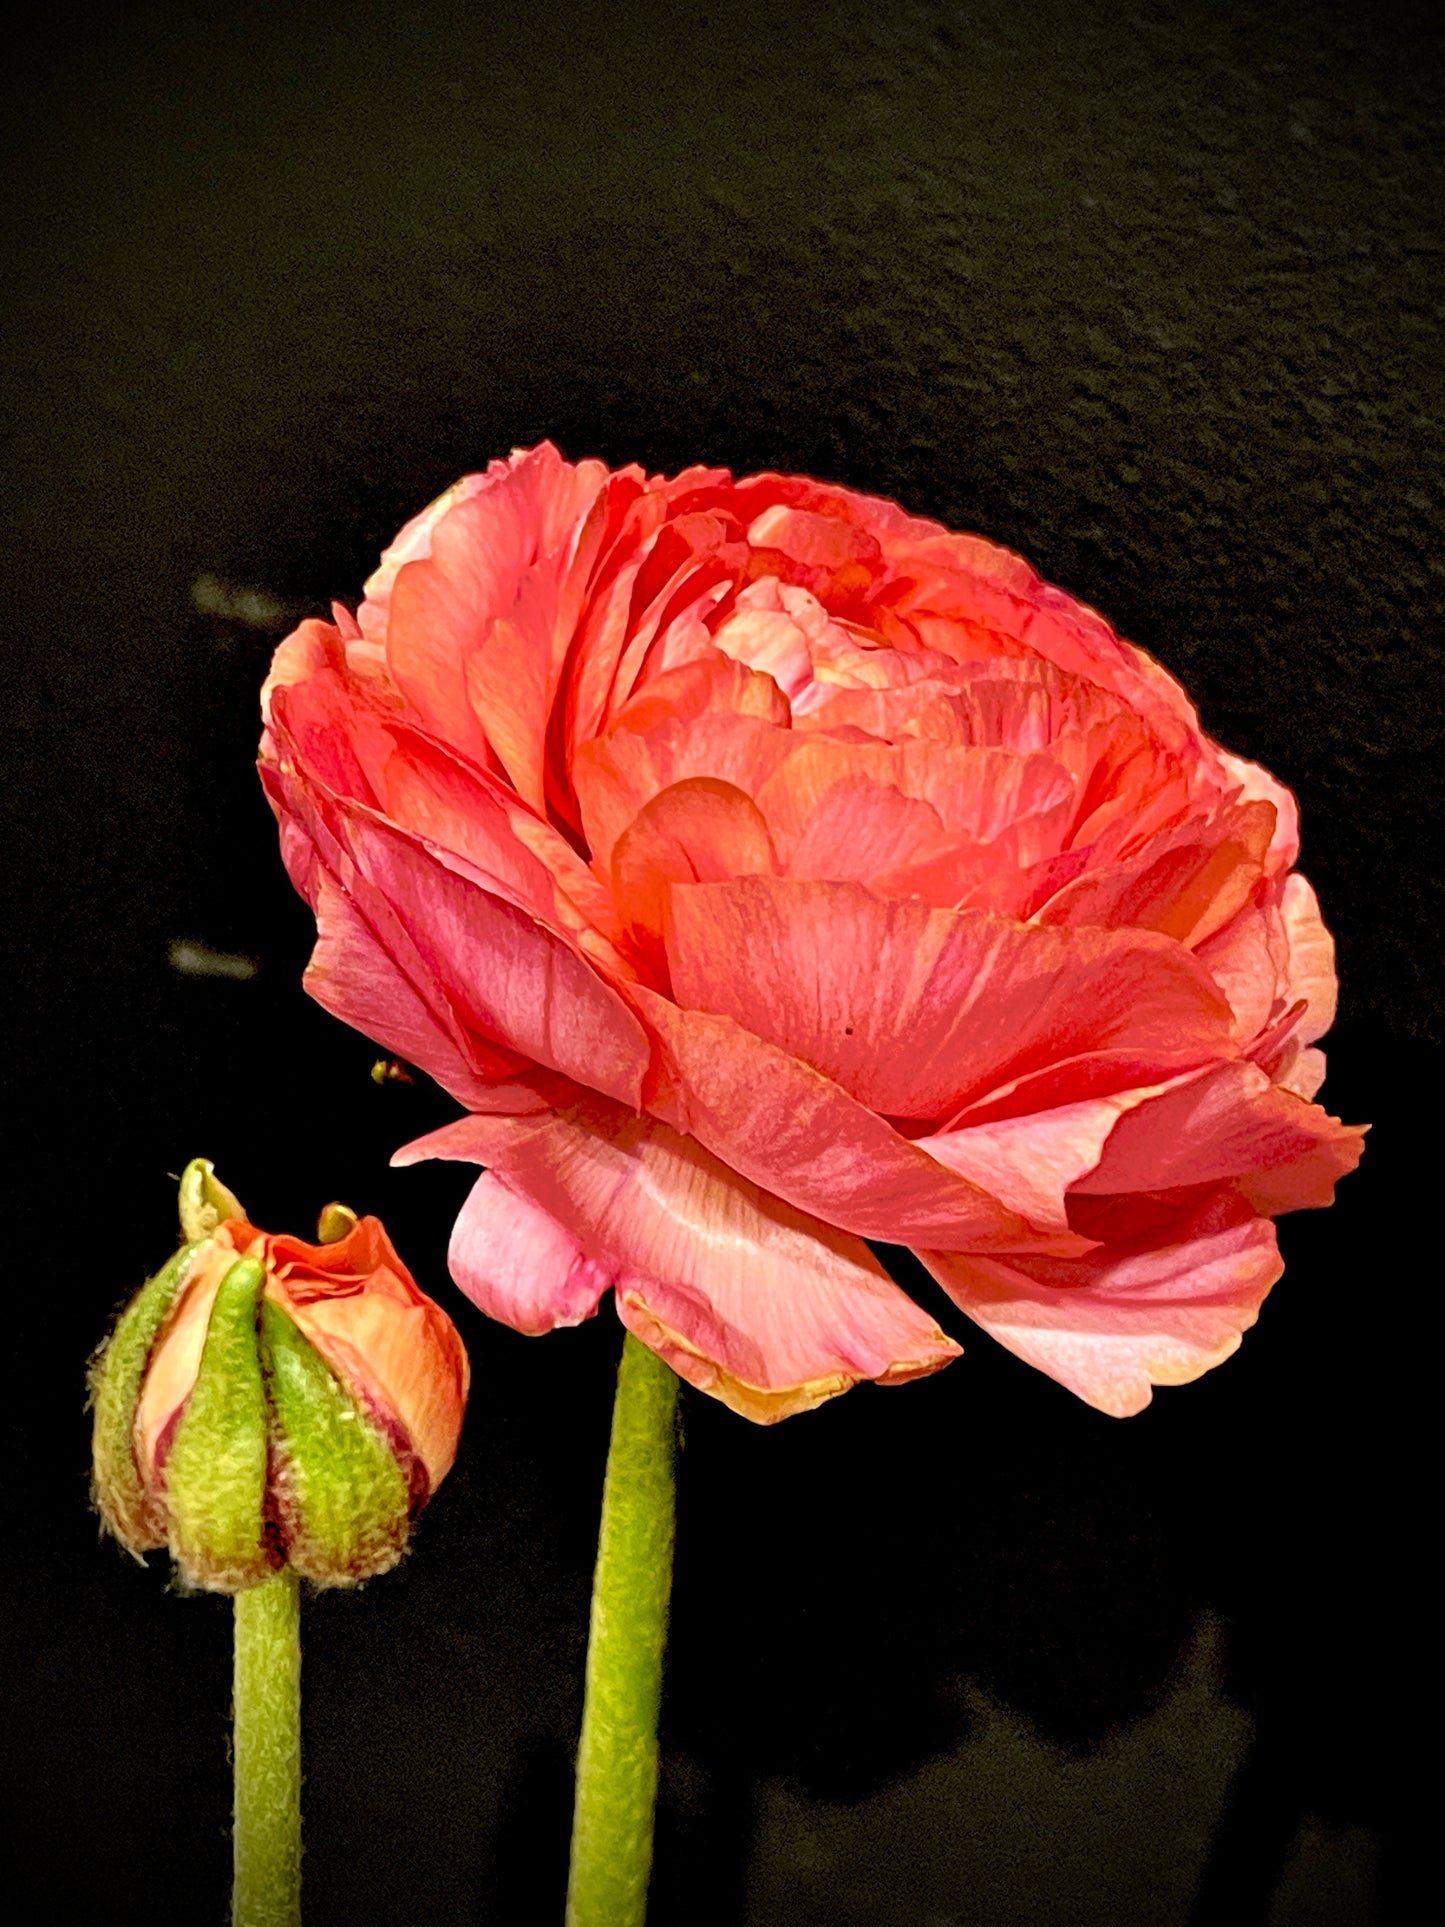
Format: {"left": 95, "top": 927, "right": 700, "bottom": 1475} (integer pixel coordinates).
{"left": 91, "top": 1159, "right": 467, "bottom": 1595}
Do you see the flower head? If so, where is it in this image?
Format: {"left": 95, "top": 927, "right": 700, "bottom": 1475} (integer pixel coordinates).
{"left": 260, "top": 446, "right": 1363, "bottom": 1421}
{"left": 92, "top": 1161, "right": 469, "bottom": 1589}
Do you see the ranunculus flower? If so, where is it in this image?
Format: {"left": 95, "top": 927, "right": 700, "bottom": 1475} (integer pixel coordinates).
{"left": 92, "top": 1163, "right": 469, "bottom": 1588}
{"left": 259, "top": 444, "right": 1363, "bottom": 1422}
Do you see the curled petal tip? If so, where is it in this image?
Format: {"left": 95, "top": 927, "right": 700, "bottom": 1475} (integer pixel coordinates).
{"left": 178, "top": 1157, "right": 246, "bottom": 1243}
{"left": 316, "top": 1200, "right": 360, "bottom": 1245}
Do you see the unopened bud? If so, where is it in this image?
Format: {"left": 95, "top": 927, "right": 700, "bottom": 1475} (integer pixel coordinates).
{"left": 91, "top": 1165, "right": 469, "bottom": 1591}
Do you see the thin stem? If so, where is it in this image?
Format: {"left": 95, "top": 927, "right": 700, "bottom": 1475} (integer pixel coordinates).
{"left": 566, "top": 1333, "right": 680, "bottom": 1927}
{"left": 233, "top": 1567, "right": 302, "bottom": 1927}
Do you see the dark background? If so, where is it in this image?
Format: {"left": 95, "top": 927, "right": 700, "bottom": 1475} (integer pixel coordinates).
{"left": 2, "top": 1, "right": 1437, "bottom": 1920}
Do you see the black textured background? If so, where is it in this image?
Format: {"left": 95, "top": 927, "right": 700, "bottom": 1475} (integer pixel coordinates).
{"left": 2, "top": 2, "right": 1437, "bottom": 1922}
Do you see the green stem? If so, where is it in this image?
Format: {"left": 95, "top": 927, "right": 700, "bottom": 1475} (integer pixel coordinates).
{"left": 566, "top": 1333, "right": 681, "bottom": 1927}
{"left": 233, "top": 1567, "right": 302, "bottom": 1927}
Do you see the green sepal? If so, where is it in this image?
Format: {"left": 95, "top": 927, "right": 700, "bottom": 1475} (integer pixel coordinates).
{"left": 261, "top": 1296, "right": 411, "bottom": 1586}
{"left": 90, "top": 1241, "right": 204, "bottom": 1555}
{"left": 164, "top": 1255, "right": 276, "bottom": 1592}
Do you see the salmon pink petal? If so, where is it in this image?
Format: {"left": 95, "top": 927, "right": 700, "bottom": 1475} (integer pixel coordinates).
{"left": 745, "top": 503, "right": 884, "bottom": 573}
{"left": 918, "top": 1082, "right": 1184, "bottom": 1232}
{"left": 375, "top": 728, "right": 632, "bottom": 959}
{"left": 628, "top": 982, "right": 1059, "bottom": 1251}
{"left": 1275, "top": 1047, "right": 1328, "bottom": 1102}
{"left": 784, "top": 778, "right": 949, "bottom": 882}
{"left": 357, "top": 470, "right": 495, "bottom": 638}
{"left": 753, "top": 738, "right": 1074, "bottom": 861}
{"left": 447, "top": 1170, "right": 614, "bottom": 1334}
{"left": 1193, "top": 897, "right": 1288, "bottom": 1044}
{"left": 302, "top": 858, "right": 531, "bottom": 1103}
{"left": 384, "top": 446, "right": 608, "bottom": 775}
{"left": 605, "top": 518, "right": 744, "bottom": 718}
{"left": 611, "top": 777, "right": 777, "bottom": 974}
{"left": 1278, "top": 873, "right": 1338, "bottom": 1046}
{"left": 945, "top": 1046, "right": 1229, "bottom": 1129}
{"left": 268, "top": 1226, "right": 471, "bottom": 1495}
{"left": 573, "top": 702, "right": 793, "bottom": 876}
{"left": 1071, "top": 1060, "right": 1366, "bottom": 1210}
{"left": 559, "top": 482, "right": 675, "bottom": 761}
{"left": 919, "top": 1211, "right": 1284, "bottom": 1416}
{"left": 1054, "top": 716, "right": 1196, "bottom": 862}
{"left": 664, "top": 877, "right": 1235, "bottom": 1122}
{"left": 328, "top": 802, "right": 651, "bottom": 1106}
{"left": 264, "top": 759, "right": 535, "bottom": 1099}
{"left": 268, "top": 638, "right": 631, "bottom": 962}
{"left": 396, "top": 1100, "right": 962, "bottom": 1423}
{"left": 1217, "top": 748, "right": 1301, "bottom": 874}
{"left": 460, "top": 570, "right": 557, "bottom": 814}
{"left": 1038, "top": 800, "right": 1278, "bottom": 948}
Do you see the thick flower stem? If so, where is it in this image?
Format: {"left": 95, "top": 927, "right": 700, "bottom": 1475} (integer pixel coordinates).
{"left": 566, "top": 1333, "right": 681, "bottom": 1927}
{"left": 232, "top": 1567, "right": 302, "bottom": 1927}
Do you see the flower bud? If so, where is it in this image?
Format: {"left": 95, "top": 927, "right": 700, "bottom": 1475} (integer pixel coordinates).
{"left": 91, "top": 1162, "right": 469, "bottom": 1591}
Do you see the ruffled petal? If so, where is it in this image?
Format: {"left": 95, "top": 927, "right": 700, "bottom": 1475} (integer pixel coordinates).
{"left": 1071, "top": 1059, "right": 1366, "bottom": 1212}
{"left": 611, "top": 777, "right": 777, "bottom": 975}
{"left": 446, "top": 1169, "right": 614, "bottom": 1334}
{"left": 1193, "top": 896, "right": 1289, "bottom": 1045}
{"left": 266, "top": 1221, "right": 471, "bottom": 1496}
{"left": 918, "top": 1083, "right": 1181, "bottom": 1232}
{"left": 397, "top": 1100, "right": 962, "bottom": 1422}
{"left": 571, "top": 657, "right": 792, "bottom": 873}
{"left": 628, "top": 982, "right": 1056, "bottom": 1251}
{"left": 664, "top": 876, "right": 1235, "bottom": 1122}
{"left": 1037, "top": 800, "right": 1279, "bottom": 948}
{"left": 919, "top": 1209, "right": 1284, "bottom": 1417}
{"left": 383, "top": 445, "right": 608, "bottom": 777}
{"left": 1278, "top": 873, "right": 1338, "bottom": 1046}
{"left": 305, "top": 795, "right": 651, "bottom": 1106}
{"left": 302, "top": 856, "right": 530, "bottom": 1103}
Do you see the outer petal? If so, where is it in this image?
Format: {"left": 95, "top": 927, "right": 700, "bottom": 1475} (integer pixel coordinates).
{"left": 1278, "top": 873, "right": 1338, "bottom": 1046}
{"left": 919, "top": 1210, "right": 1284, "bottom": 1417}
{"left": 628, "top": 982, "right": 1065, "bottom": 1252}
{"left": 1216, "top": 748, "right": 1302, "bottom": 875}
{"left": 447, "top": 1169, "right": 614, "bottom": 1334}
{"left": 918, "top": 1083, "right": 1184, "bottom": 1232}
{"left": 260, "top": 769, "right": 529, "bottom": 1108}
{"left": 380, "top": 445, "right": 608, "bottom": 773}
{"left": 303, "top": 859, "right": 528, "bottom": 1103}
{"left": 1193, "top": 895, "right": 1288, "bottom": 1045}
{"left": 264, "top": 1219, "right": 471, "bottom": 1497}
{"left": 664, "top": 877, "right": 1235, "bottom": 1122}
{"left": 397, "top": 1101, "right": 962, "bottom": 1423}
{"left": 1071, "top": 1060, "right": 1366, "bottom": 1212}
{"left": 323, "top": 801, "right": 652, "bottom": 1107}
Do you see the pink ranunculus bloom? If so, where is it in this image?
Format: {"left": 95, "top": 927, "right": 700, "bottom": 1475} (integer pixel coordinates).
{"left": 259, "top": 444, "right": 1364, "bottom": 1422}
